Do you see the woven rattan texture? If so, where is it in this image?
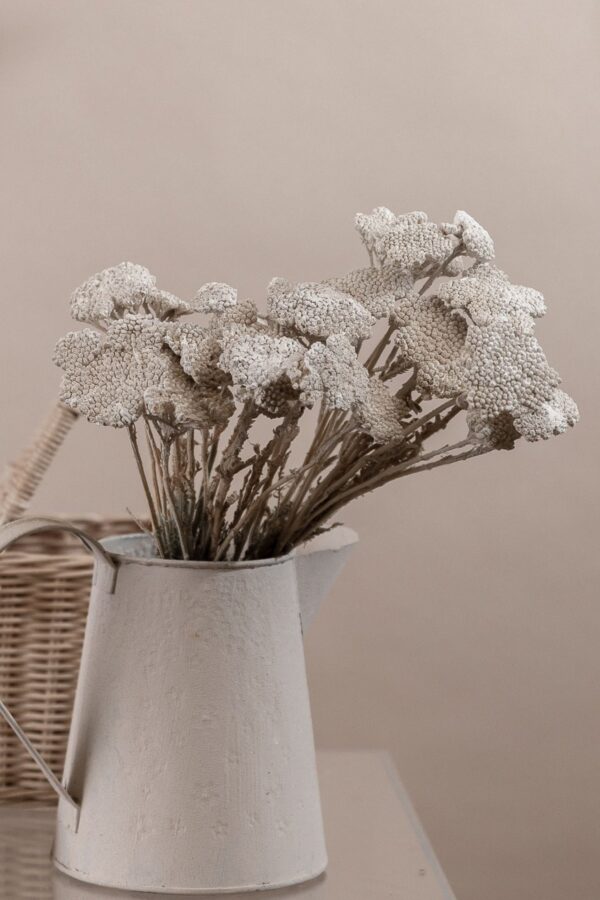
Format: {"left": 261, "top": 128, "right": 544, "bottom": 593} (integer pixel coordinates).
{"left": 0, "top": 517, "right": 140, "bottom": 802}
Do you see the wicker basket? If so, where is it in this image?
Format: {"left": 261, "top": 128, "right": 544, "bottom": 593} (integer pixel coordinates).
{"left": 0, "top": 406, "right": 141, "bottom": 801}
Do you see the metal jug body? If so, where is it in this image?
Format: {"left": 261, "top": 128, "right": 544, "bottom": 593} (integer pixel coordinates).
{"left": 0, "top": 518, "right": 357, "bottom": 894}
{"left": 54, "top": 548, "right": 326, "bottom": 893}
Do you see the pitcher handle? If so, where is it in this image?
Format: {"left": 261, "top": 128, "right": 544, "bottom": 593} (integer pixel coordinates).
{"left": 0, "top": 516, "right": 119, "bottom": 829}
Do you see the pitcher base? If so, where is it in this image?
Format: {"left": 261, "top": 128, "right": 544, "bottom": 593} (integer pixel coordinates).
{"left": 53, "top": 854, "right": 328, "bottom": 895}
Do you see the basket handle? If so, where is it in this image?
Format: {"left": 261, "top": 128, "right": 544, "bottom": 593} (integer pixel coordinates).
{"left": 0, "top": 404, "right": 78, "bottom": 525}
{"left": 0, "top": 516, "right": 119, "bottom": 830}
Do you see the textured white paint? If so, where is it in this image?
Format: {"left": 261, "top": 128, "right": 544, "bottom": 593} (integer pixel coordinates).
{"left": 46, "top": 526, "right": 358, "bottom": 893}
{"left": 294, "top": 527, "right": 358, "bottom": 632}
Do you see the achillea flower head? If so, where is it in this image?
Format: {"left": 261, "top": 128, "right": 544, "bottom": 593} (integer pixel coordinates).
{"left": 219, "top": 324, "right": 305, "bottom": 414}
{"left": 325, "top": 265, "right": 416, "bottom": 319}
{"left": 164, "top": 322, "right": 227, "bottom": 390}
{"left": 55, "top": 315, "right": 168, "bottom": 427}
{"left": 301, "top": 334, "right": 405, "bottom": 442}
{"left": 70, "top": 262, "right": 190, "bottom": 324}
{"left": 437, "top": 264, "right": 546, "bottom": 327}
{"left": 355, "top": 207, "right": 454, "bottom": 271}
{"left": 513, "top": 389, "right": 579, "bottom": 442}
{"left": 300, "top": 334, "right": 367, "bottom": 410}
{"left": 219, "top": 299, "right": 259, "bottom": 326}
{"left": 55, "top": 314, "right": 230, "bottom": 430}
{"left": 193, "top": 282, "right": 238, "bottom": 314}
{"left": 394, "top": 295, "right": 467, "bottom": 398}
{"left": 395, "top": 260, "right": 578, "bottom": 446}
{"left": 268, "top": 277, "right": 375, "bottom": 343}
{"left": 447, "top": 211, "right": 495, "bottom": 262}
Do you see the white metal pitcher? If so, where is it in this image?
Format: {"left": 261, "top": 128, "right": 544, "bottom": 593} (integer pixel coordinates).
{"left": 0, "top": 517, "right": 357, "bottom": 894}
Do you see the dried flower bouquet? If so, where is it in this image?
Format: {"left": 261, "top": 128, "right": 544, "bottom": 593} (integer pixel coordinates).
{"left": 54, "top": 208, "right": 578, "bottom": 561}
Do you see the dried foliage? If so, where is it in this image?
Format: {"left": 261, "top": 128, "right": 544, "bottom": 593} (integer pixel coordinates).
{"left": 54, "top": 209, "right": 578, "bottom": 560}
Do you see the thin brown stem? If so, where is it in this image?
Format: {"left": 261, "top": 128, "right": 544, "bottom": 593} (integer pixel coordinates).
{"left": 128, "top": 425, "right": 166, "bottom": 557}
{"left": 160, "top": 441, "right": 191, "bottom": 560}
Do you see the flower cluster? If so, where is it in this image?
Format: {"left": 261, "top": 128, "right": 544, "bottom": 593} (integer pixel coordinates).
{"left": 54, "top": 208, "right": 577, "bottom": 560}
{"left": 355, "top": 208, "right": 455, "bottom": 271}
{"left": 394, "top": 262, "right": 576, "bottom": 448}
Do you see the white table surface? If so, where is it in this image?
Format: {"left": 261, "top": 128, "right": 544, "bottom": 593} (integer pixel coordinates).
{"left": 0, "top": 751, "right": 457, "bottom": 899}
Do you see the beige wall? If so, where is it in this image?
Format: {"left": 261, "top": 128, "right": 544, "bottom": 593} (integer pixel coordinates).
{"left": 1, "top": 2, "right": 599, "bottom": 897}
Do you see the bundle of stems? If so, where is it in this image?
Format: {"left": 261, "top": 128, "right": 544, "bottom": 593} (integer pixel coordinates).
{"left": 127, "top": 248, "right": 486, "bottom": 561}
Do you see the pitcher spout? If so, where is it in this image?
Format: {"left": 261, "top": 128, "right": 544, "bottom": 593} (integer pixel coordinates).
{"left": 294, "top": 526, "right": 358, "bottom": 632}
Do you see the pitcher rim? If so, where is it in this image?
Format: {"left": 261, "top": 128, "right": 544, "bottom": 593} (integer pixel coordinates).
{"left": 100, "top": 525, "right": 358, "bottom": 571}
{"left": 100, "top": 532, "right": 296, "bottom": 570}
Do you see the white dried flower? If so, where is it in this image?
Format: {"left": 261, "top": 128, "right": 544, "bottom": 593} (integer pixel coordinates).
{"left": 300, "top": 334, "right": 366, "bottom": 410}
{"left": 150, "top": 290, "right": 198, "bottom": 319}
{"left": 70, "top": 262, "right": 190, "bottom": 324}
{"left": 219, "top": 299, "right": 258, "bottom": 326}
{"left": 513, "top": 389, "right": 579, "bottom": 442}
{"left": 355, "top": 207, "right": 454, "bottom": 271}
{"left": 437, "top": 264, "right": 546, "bottom": 327}
{"left": 268, "top": 277, "right": 374, "bottom": 343}
{"left": 164, "top": 322, "right": 226, "bottom": 390}
{"left": 219, "top": 324, "right": 305, "bottom": 415}
{"left": 70, "top": 262, "right": 156, "bottom": 323}
{"left": 395, "top": 269, "right": 578, "bottom": 444}
{"left": 394, "top": 295, "right": 467, "bottom": 398}
{"left": 301, "top": 334, "right": 405, "bottom": 442}
{"left": 55, "top": 315, "right": 167, "bottom": 427}
{"left": 55, "top": 315, "right": 230, "bottom": 430}
{"left": 194, "top": 282, "right": 237, "bottom": 314}
{"left": 358, "top": 378, "right": 407, "bottom": 443}
{"left": 450, "top": 211, "right": 495, "bottom": 261}
{"left": 354, "top": 206, "right": 398, "bottom": 252}
{"left": 325, "top": 265, "right": 416, "bottom": 319}
{"left": 461, "top": 315, "right": 561, "bottom": 423}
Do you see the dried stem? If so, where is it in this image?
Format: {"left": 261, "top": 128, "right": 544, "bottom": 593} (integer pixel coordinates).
{"left": 128, "top": 425, "right": 166, "bottom": 557}
{"left": 105, "top": 235, "right": 505, "bottom": 560}
{"left": 160, "top": 440, "right": 191, "bottom": 560}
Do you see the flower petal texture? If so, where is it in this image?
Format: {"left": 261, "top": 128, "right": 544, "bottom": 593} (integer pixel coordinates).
{"left": 219, "top": 324, "right": 305, "bottom": 416}
{"left": 325, "top": 265, "right": 417, "bottom": 319}
{"left": 300, "top": 334, "right": 405, "bottom": 442}
{"left": 268, "top": 277, "right": 375, "bottom": 343}
{"left": 451, "top": 211, "right": 495, "bottom": 261}
{"left": 70, "top": 262, "right": 191, "bottom": 323}
{"left": 164, "top": 322, "right": 227, "bottom": 390}
{"left": 436, "top": 264, "right": 546, "bottom": 326}
{"left": 193, "top": 282, "right": 238, "bottom": 314}
{"left": 355, "top": 208, "right": 454, "bottom": 271}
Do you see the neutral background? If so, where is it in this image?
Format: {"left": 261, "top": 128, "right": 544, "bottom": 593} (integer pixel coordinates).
{"left": 1, "top": 2, "right": 598, "bottom": 898}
